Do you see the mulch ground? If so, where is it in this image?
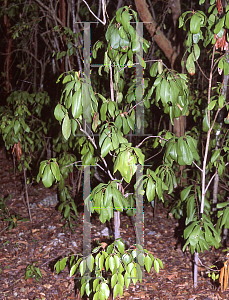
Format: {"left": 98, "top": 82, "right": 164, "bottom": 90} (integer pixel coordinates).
{"left": 0, "top": 146, "right": 229, "bottom": 300}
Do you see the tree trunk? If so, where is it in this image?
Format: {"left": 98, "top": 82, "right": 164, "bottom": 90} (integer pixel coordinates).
{"left": 134, "top": 0, "right": 178, "bottom": 68}
{"left": 3, "top": 0, "right": 13, "bottom": 94}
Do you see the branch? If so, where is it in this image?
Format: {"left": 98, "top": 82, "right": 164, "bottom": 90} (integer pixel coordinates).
{"left": 82, "top": 0, "right": 106, "bottom": 25}
{"left": 60, "top": 161, "right": 82, "bottom": 171}
{"left": 205, "top": 172, "right": 217, "bottom": 194}
{"left": 136, "top": 135, "right": 168, "bottom": 148}
{"left": 127, "top": 98, "right": 146, "bottom": 114}
{"left": 193, "top": 161, "right": 203, "bottom": 172}
{"left": 75, "top": 119, "right": 97, "bottom": 149}
{"left": 34, "top": 0, "right": 64, "bottom": 26}
{"left": 144, "top": 146, "right": 164, "bottom": 162}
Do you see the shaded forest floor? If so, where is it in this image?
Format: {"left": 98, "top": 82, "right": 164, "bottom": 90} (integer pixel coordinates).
{"left": 0, "top": 146, "right": 229, "bottom": 300}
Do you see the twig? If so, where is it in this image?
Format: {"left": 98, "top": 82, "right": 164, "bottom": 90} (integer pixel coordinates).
{"left": 75, "top": 119, "right": 97, "bottom": 149}
{"left": 144, "top": 147, "right": 164, "bottom": 162}
{"left": 82, "top": 0, "right": 106, "bottom": 25}
{"left": 205, "top": 172, "right": 217, "bottom": 194}
{"left": 193, "top": 161, "right": 203, "bottom": 172}
{"left": 24, "top": 167, "right": 32, "bottom": 222}
{"left": 136, "top": 135, "right": 168, "bottom": 148}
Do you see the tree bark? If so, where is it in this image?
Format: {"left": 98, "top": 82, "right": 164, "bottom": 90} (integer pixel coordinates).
{"left": 134, "top": 0, "right": 178, "bottom": 68}
{"left": 3, "top": 0, "right": 13, "bottom": 94}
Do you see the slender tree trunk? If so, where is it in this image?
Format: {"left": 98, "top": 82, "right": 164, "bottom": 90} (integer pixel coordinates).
{"left": 3, "top": 0, "right": 13, "bottom": 94}
{"left": 134, "top": 0, "right": 178, "bottom": 68}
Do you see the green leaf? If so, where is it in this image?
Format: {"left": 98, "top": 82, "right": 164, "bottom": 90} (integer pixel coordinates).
{"left": 144, "top": 255, "right": 152, "bottom": 273}
{"left": 112, "top": 187, "right": 123, "bottom": 211}
{"left": 124, "top": 272, "right": 131, "bottom": 289}
{"left": 86, "top": 255, "right": 94, "bottom": 272}
{"left": 178, "top": 137, "right": 193, "bottom": 165}
{"left": 190, "top": 13, "right": 201, "bottom": 34}
{"left": 100, "top": 102, "right": 107, "bottom": 121}
{"left": 122, "top": 116, "right": 129, "bottom": 134}
{"left": 218, "top": 94, "right": 225, "bottom": 109}
{"left": 186, "top": 53, "right": 195, "bottom": 75}
{"left": 134, "top": 147, "right": 145, "bottom": 165}
{"left": 118, "top": 239, "right": 125, "bottom": 254}
{"left": 80, "top": 260, "right": 86, "bottom": 276}
{"left": 181, "top": 185, "right": 192, "bottom": 201}
{"left": 64, "top": 204, "right": 70, "bottom": 218}
{"left": 203, "top": 110, "right": 210, "bottom": 132}
{"left": 62, "top": 114, "right": 71, "bottom": 140}
{"left": 108, "top": 101, "right": 115, "bottom": 117}
{"left": 54, "top": 104, "right": 65, "bottom": 121}
{"left": 207, "top": 100, "right": 217, "bottom": 110}
{"left": 150, "top": 62, "right": 158, "bottom": 77}
{"left": 50, "top": 161, "right": 60, "bottom": 181}
{"left": 193, "top": 44, "right": 200, "bottom": 60}
{"left": 226, "top": 11, "right": 229, "bottom": 29}
{"left": 121, "top": 10, "right": 130, "bottom": 32}
{"left": 160, "top": 79, "right": 170, "bottom": 104}
{"left": 110, "top": 28, "right": 121, "bottom": 49}
{"left": 101, "top": 137, "right": 111, "bottom": 158}
{"left": 211, "top": 149, "right": 220, "bottom": 163}
{"left": 146, "top": 177, "right": 156, "bottom": 202}
{"left": 214, "top": 16, "right": 225, "bottom": 35}
{"left": 72, "top": 90, "right": 82, "bottom": 118}
{"left": 154, "top": 259, "right": 159, "bottom": 273}
{"left": 14, "top": 120, "right": 20, "bottom": 135}
{"left": 42, "top": 165, "right": 54, "bottom": 188}
{"left": 111, "top": 273, "right": 117, "bottom": 288}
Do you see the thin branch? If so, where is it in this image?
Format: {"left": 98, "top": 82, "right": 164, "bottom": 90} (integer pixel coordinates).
{"left": 127, "top": 98, "right": 146, "bottom": 114}
{"left": 193, "top": 161, "right": 203, "bottom": 172}
{"left": 136, "top": 135, "right": 168, "bottom": 148}
{"left": 34, "top": 0, "right": 64, "bottom": 26}
{"left": 82, "top": 0, "right": 106, "bottom": 25}
{"left": 205, "top": 172, "right": 217, "bottom": 194}
{"left": 60, "top": 161, "right": 82, "bottom": 171}
{"left": 75, "top": 119, "right": 97, "bottom": 149}
{"left": 144, "top": 147, "right": 164, "bottom": 162}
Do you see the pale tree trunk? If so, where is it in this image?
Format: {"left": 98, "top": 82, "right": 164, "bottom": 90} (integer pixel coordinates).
{"left": 214, "top": 52, "right": 229, "bottom": 243}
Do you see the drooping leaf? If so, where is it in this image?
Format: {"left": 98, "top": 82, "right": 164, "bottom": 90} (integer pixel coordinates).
{"left": 190, "top": 13, "right": 201, "bottom": 34}
{"left": 186, "top": 53, "right": 195, "bottom": 75}
{"left": 62, "top": 113, "right": 71, "bottom": 140}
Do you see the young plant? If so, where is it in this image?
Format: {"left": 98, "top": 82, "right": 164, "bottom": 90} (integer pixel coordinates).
{"left": 54, "top": 239, "right": 162, "bottom": 300}
{"left": 25, "top": 262, "right": 42, "bottom": 282}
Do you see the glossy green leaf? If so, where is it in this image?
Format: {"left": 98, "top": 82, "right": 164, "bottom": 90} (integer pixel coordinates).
{"left": 121, "top": 10, "right": 130, "bottom": 32}
{"left": 111, "top": 273, "right": 117, "bottom": 288}
{"left": 207, "top": 100, "right": 217, "bottom": 110}
{"left": 203, "top": 111, "right": 210, "bottom": 132}
{"left": 101, "top": 137, "right": 111, "bottom": 158}
{"left": 190, "top": 13, "right": 201, "bottom": 34}
{"left": 146, "top": 177, "right": 156, "bottom": 201}
{"left": 218, "top": 94, "right": 225, "bottom": 109}
{"left": 112, "top": 187, "right": 123, "bottom": 211}
{"left": 211, "top": 149, "right": 220, "bottom": 163}
{"left": 86, "top": 254, "right": 94, "bottom": 272}
{"left": 150, "top": 62, "right": 158, "bottom": 77}
{"left": 62, "top": 113, "right": 71, "bottom": 140}
{"left": 226, "top": 11, "right": 229, "bottom": 29}
{"left": 42, "top": 164, "right": 54, "bottom": 188}
{"left": 50, "top": 161, "right": 60, "bottom": 181}
{"left": 153, "top": 259, "right": 159, "bottom": 273}
{"left": 193, "top": 44, "right": 200, "bottom": 60}
{"left": 144, "top": 255, "right": 152, "bottom": 273}
{"left": 110, "top": 28, "right": 121, "bottom": 49}
{"left": 214, "top": 16, "right": 225, "bottom": 35}
{"left": 186, "top": 53, "right": 195, "bottom": 75}
{"left": 72, "top": 90, "right": 82, "bottom": 118}
{"left": 54, "top": 104, "right": 65, "bottom": 121}
{"left": 160, "top": 79, "right": 170, "bottom": 104}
